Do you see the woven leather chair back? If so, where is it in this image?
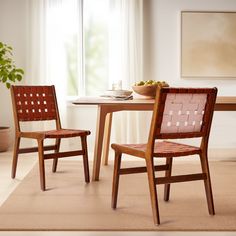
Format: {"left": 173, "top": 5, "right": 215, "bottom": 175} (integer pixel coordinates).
{"left": 11, "top": 85, "right": 59, "bottom": 122}
{"left": 152, "top": 87, "right": 217, "bottom": 139}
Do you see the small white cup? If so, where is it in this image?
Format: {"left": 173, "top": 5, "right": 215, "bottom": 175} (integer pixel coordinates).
{"left": 112, "top": 80, "right": 122, "bottom": 90}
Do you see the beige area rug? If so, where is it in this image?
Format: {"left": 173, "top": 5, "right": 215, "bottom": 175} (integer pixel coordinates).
{"left": 0, "top": 160, "right": 235, "bottom": 231}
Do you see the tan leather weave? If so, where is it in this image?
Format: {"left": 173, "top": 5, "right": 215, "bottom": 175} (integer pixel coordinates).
{"left": 155, "top": 88, "right": 217, "bottom": 139}
{"left": 36, "top": 129, "right": 91, "bottom": 139}
{"left": 112, "top": 141, "right": 201, "bottom": 158}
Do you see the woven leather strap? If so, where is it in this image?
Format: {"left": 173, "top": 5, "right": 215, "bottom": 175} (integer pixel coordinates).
{"left": 155, "top": 87, "right": 217, "bottom": 139}
{"left": 12, "top": 86, "right": 57, "bottom": 121}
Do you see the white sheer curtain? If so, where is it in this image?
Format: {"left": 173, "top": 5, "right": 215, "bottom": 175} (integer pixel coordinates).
{"left": 45, "top": 0, "right": 83, "bottom": 125}
{"left": 26, "top": 0, "right": 46, "bottom": 86}
{"left": 25, "top": 0, "right": 83, "bottom": 149}
{"left": 26, "top": 0, "right": 83, "bottom": 127}
{"left": 109, "top": 0, "right": 151, "bottom": 144}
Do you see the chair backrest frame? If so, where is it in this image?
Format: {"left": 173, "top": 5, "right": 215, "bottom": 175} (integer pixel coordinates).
{"left": 11, "top": 85, "right": 62, "bottom": 132}
{"left": 146, "top": 87, "right": 217, "bottom": 157}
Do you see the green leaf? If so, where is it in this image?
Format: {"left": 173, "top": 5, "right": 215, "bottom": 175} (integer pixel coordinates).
{"left": 7, "top": 46, "right": 13, "bottom": 50}
{"left": 10, "top": 74, "right": 16, "bottom": 82}
{"left": 6, "top": 82, "right": 11, "bottom": 89}
{"left": 16, "top": 74, "right": 22, "bottom": 81}
{"left": 2, "top": 76, "right": 7, "bottom": 83}
{"left": 15, "top": 68, "right": 24, "bottom": 74}
{"left": 0, "top": 60, "right": 6, "bottom": 65}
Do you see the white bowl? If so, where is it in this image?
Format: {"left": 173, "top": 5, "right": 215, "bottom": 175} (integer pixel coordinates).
{"left": 104, "top": 90, "right": 133, "bottom": 97}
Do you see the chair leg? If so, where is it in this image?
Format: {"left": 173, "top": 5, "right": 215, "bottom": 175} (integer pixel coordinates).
{"left": 164, "top": 157, "right": 173, "bottom": 201}
{"left": 52, "top": 138, "right": 61, "bottom": 173}
{"left": 37, "top": 139, "right": 46, "bottom": 191}
{"left": 11, "top": 136, "right": 21, "bottom": 179}
{"left": 81, "top": 136, "right": 90, "bottom": 183}
{"left": 111, "top": 151, "right": 122, "bottom": 209}
{"left": 199, "top": 153, "right": 215, "bottom": 215}
{"left": 146, "top": 158, "right": 160, "bottom": 225}
{"left": 146, "top": 157, "right": 160, "bottom": 225}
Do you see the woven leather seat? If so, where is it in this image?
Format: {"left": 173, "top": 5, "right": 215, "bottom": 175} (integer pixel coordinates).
{"left": 20, "top": 129, "right": 91, "bottom": 139}
{"left": 11, "top": 85, "right": 91, "bottom": 191}
{"left": 111, "top": 141, "right": 201, "bottom": 158}
{"left": 111, "top": 87, "right": 217, "bottom": 225}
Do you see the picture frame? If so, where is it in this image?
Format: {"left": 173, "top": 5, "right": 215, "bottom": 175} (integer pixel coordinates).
{"left": 181, "top": 11, "right": 236, "bottom": 79}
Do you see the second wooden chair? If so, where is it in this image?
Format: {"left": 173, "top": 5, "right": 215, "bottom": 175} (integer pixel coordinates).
{"left": 11, "top": 85, "right": 90, "bottom": 191}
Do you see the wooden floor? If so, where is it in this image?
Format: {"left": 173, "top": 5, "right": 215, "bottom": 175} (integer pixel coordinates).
{"left": 0, "top": 151, "right": 235, "bottom": 236}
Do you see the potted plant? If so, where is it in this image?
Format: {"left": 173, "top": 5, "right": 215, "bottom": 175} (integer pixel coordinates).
{"left": 0, "top": 42, "right": 24, "bottom": 152}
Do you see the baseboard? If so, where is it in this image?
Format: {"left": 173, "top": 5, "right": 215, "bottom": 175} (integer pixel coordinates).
{"left": 209, "top": 148, "right": 236, "bottom": 161}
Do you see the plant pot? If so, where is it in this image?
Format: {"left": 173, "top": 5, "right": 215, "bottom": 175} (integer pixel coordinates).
{"left": 0, "top": 127, "right": 11, "bottom": 152}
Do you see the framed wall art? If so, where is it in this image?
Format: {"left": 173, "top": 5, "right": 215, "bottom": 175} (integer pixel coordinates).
{"left": 181, "top": 11, "right": 236, "bottom": 79}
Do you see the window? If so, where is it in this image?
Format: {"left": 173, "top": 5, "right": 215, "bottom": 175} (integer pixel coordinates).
{"left": 83, "top": 0, "right": 109, "bottom": 96}
{"left": 48, "top": 0, "right": 109, "bottom": 97}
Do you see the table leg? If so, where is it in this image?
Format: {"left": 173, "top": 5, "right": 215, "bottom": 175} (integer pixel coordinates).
{"left": 92, "top": 106, "right": 107, "bottom": 181}
{"left": 102, "top": 112, "right": 113, "bottom": 166}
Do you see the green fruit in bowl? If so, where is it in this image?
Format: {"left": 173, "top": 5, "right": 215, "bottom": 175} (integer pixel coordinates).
{"left": 145, "top": 80, "right": 154, "bottom": 85}
{"left": 134, "top": 80, "right": 169, "bottom": 87}
{"left": 136, "top": 81, "right": 145, "bottom": 86}
{"left": 132, "top": 80, "right": 169, "bottom": 98}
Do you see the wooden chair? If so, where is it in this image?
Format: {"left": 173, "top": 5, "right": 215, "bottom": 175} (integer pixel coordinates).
{"left": 111, "top": 87, "right": 217, "bottom": 225}
{"left": 11, "top": 85, "right": 90, "bottom": 191}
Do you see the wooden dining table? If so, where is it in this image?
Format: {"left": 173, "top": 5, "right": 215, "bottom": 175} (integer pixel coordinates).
{"left": 73, "top": 96, "right": 236, "bottom": 181}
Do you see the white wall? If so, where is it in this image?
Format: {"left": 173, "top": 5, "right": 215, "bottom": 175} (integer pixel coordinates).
{"left": 145, "top": 0, "right": 236, "bottom": 157}
{"left": 149, "top": 0, "right": 236, "bottom": 92}
{"left": 0, "top": 0, "right": 27, "bottom": 146}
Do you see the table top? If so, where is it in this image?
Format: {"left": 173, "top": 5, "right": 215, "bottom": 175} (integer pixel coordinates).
{"left": 72, "top": 96, "right": 236, "bottom": 105}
